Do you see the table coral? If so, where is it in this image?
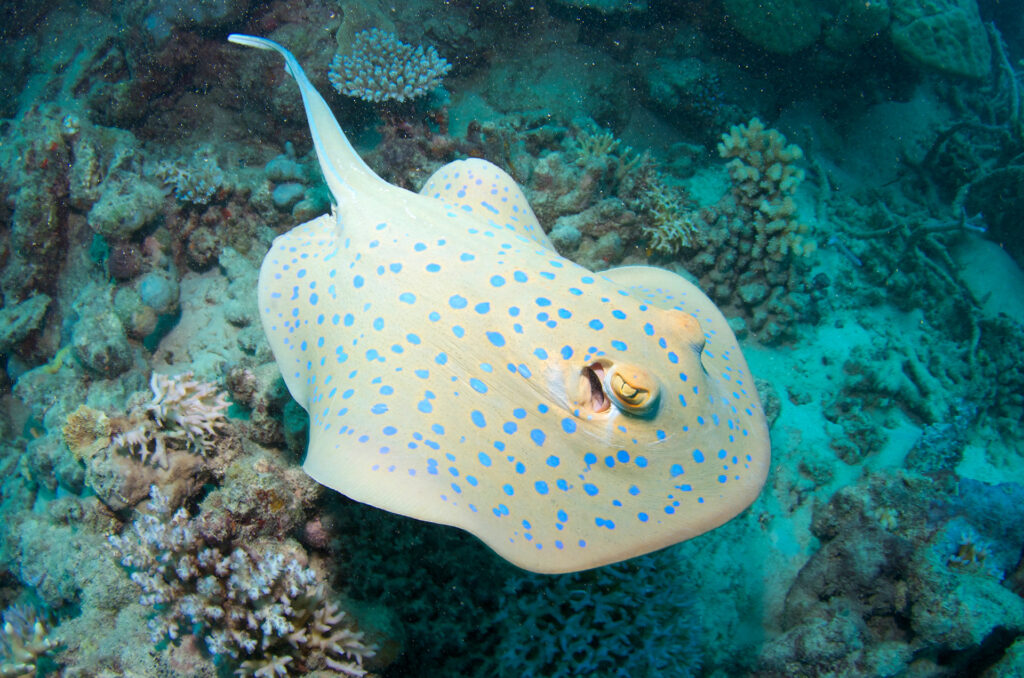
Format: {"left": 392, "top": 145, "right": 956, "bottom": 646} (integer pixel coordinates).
{"left": 328, "top": 28, "right": 451, "bottom": 103}
{"left": 108, "top": 487, "right": 377, "bottom": 677}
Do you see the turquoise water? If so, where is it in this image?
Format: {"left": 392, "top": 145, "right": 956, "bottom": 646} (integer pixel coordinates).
{"left": 1, "top": 1, "right": 1022, "bottom": 676}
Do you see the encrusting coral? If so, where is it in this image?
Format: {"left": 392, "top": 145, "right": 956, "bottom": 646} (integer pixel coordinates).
{"left": 108, "top": 487, "right": 376, "bottom": 677}
{"left": 329, "top": 28, "right": 452, "bottom": 103}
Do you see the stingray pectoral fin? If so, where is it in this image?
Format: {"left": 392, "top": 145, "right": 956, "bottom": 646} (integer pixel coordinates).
{"left": 420, "top": 158, "right": 555, "bottom": 249}
{"left": 256, "top": 213, "right": 341, "bottom": 408}
{"left": 228, "top": 34, "right": 388, "bottom": 206}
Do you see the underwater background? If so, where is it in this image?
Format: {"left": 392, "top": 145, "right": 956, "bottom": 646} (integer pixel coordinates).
{"left": 1, "top": 0, "right": 1023, "bottom": 675}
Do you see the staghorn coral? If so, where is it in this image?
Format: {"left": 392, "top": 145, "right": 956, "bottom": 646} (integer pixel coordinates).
{"left": 329, "top": 29, "right": 451, "bottom": 104}
{"left": 108, "top": 487, "right": 376, "bottom": 677}
{"left": 0, "top": 604, "right": 59, "bottom": 678}
{"left": 110, "top": 371, "right": 230, "bottom": 469}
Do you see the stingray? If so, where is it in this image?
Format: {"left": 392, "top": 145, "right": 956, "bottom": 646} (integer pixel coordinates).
{"left": 229, "top": 34, "right": 771, "bottom": 574}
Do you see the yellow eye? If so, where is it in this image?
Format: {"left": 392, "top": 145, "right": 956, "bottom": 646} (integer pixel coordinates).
{"left": 607, "top": 365, "right": 660, "bottom": 416}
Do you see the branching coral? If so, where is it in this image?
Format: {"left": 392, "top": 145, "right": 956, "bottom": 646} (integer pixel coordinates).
{"left": 639, "top": 180, "right": 704, "bottom": 254}
{"left": 110, "top": 371, "right": 230, "bottom": 468}
{"left": 329, "top": 29, "right": 451, "bottom": 103}
{"left": 0, "top": 604, "right": 59, "bottom": 678}
{"left": 109, "top": 487, "right": 376, "bottom": 677}
{"left": 570, "top": 126, "right": 651, "bottom": 189}
{"left": 717, "top": 117, "right": 815, "bottom": 260}
{"left": 648, "top": 117, "right": 820, "bottom": 342}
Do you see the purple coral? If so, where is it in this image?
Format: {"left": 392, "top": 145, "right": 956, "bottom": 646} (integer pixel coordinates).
{"left": 108, "top": 487, "right": 375, "bottom": 676}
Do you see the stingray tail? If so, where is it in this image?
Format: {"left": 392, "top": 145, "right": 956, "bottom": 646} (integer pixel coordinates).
{"left": 228, "top": 34, "right": 387, "bottom": 206}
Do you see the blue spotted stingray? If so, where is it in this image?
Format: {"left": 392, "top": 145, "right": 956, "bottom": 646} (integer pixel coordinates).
{"left": 229, "top": 34, "right": 771, "bottom": 574}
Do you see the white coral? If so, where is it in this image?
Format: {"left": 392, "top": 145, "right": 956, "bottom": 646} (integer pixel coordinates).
{"left": 110, "top": 487, "right": 377, "bottom": 675}
{"left": 329, "top": 28, "right": 451, "bottom": 103}
{"left": 111, "top": 371, "right": 230, "bottom": 468}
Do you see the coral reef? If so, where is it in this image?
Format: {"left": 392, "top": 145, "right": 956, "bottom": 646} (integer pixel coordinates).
{"left": 0, "top": 3, "right": 1022, "bottom": 678}
{"left": 329, "top": 29, "right": 452, "bottom": 103}
{"left": 761, "top": 473, "right": 1024, "bottom": 677}
{"left": 109, "top": 487, "right": 376, "bottom": 677}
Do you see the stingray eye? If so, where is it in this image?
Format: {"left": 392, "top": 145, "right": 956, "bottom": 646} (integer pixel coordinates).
{"left": 607, "top": 365, "right": 660, "bottom": 417}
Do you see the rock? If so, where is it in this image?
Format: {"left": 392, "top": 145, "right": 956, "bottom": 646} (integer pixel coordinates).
{"left": 137, "top": 270, "right": 180, "bottom": 314}
{"left": 86, "top": 177, "right": 164, "bottom": 240}
{"left": 0, "top": 294, "right": 50, "bottom": 352}
{"left": 272, "top": 182, "right": 306, "bottom": 211}
{"left": 722, "top": 0, "right": 822, "bottom": 54}
{"left": 72, "top": 310, "right": 133, "bottom": 377}
{"left": 548, "top": 221, "right": 582, "bottom": 252}
{"left": 890, "top": 0, "right": 991, "bottom": 78}
{"left": 823, "top": 0, "right": 892, "bottom": 52}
